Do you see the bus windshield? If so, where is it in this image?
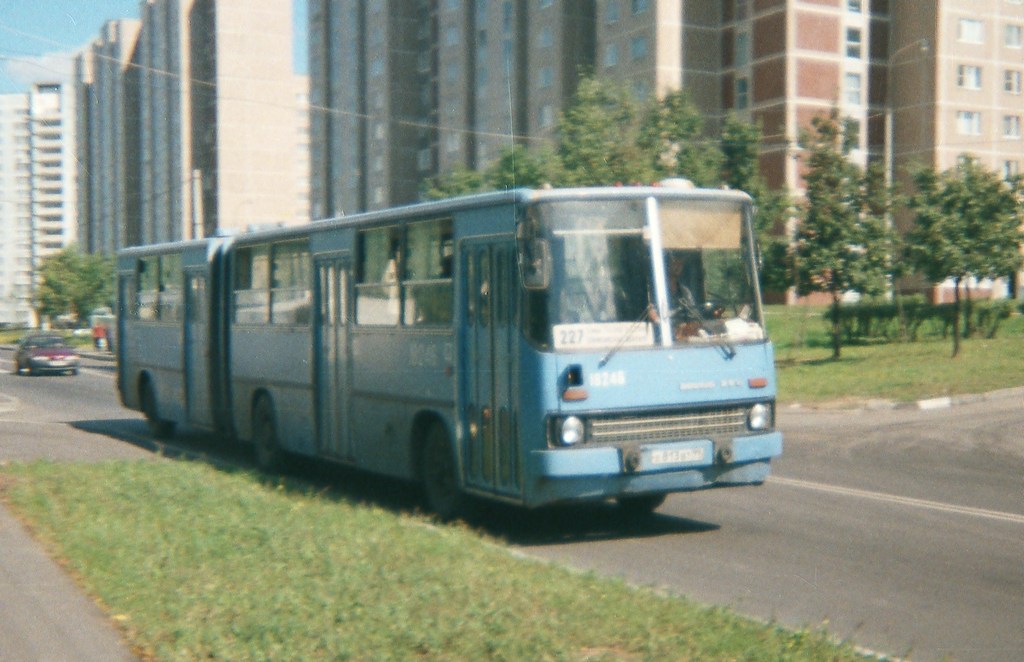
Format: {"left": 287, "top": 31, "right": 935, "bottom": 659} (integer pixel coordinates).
{"left": 520, "top": 196, "right": 765, "bottom": 352}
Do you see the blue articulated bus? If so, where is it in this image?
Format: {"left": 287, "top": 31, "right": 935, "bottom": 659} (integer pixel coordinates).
{"left": 116, "top": 185, "right": 782, "bottom": 519}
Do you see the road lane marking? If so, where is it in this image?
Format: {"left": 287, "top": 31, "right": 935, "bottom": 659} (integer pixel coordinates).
{"left": 770, "top": 475, "right": 1024, "bottom": 525}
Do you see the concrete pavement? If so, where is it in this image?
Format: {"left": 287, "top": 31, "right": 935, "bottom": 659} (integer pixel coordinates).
{"left": 0, "top": 504, "right": 137, "bottom": 661}
{"left": 1, "top": 345, "right": 139, "bottom": 661}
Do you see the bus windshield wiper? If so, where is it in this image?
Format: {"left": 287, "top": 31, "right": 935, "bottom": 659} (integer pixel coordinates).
{"left": 673, "top": 296, "right": 736, "bottom": 360}
{"left": 599, "top": 303, "right": 655, "bottom": 368}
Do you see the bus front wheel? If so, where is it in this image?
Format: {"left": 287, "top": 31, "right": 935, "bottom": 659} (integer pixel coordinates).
{"left": 420, "top": 425, "right": 466, "bottom": 522}
{"left": 140, "top": 379, "right": 174, "bottom": 438}
{"left": 252, "top": 396, "right": 283, "bottom": 471}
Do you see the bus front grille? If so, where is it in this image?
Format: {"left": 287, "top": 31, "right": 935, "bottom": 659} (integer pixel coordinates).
{"left": 590, "top": 407, "right": 748, "bottom": 445}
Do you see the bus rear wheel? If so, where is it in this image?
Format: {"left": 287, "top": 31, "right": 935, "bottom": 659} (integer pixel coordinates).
{"left": 420, "top": 425, "right": 466, "bottom": 522}
{"left": 252, "top": 396, "right": 283, "bottom": 471}
{"left": 140, "top": 379, "right": 174, "bottom": 438}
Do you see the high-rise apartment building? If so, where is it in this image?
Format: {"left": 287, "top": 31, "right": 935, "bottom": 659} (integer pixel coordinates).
{"left": 0, "top": 84, "right": 77, "bottom": 327}
{"left": 76, "top": 19, "right": 142, "bottom": 254}
{"left": 885, "top": 0, "right": 1024, "bottom": 193}
{"left": 77, "top": 0, "right": 310, "bottom": 252}
{"left": 28, "top": 84, "right": 76, "bottom": 265}
{"left": 309, "top": 0, "right": 1023, "bottom": 222}
{"left": 0, "top": 93, "right": 33, "bottom": 326}
{"left": 309, "top": 0, "right": 595, "bottom": 218}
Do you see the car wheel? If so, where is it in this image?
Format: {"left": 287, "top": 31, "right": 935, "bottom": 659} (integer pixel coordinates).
{"left": 252, "top": 395, "right": 282, "bottom": 471}
{"left": 141, "top": 379, "right": 174, "bottom": 438}
{"left": 420, "top": 424, "right": 468, "bottom": 522}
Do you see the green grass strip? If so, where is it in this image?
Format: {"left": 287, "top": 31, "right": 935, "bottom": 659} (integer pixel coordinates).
{"left": 767, "top": 307, "right": 1024, "bottom": 405}
{"left": 2, "top": 460, "right": 868, "bottom": 661}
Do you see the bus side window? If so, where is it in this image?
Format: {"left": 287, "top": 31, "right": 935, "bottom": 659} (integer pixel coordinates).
{"left": 405, "top": 218, "right": 453, "bottom": 326}
{"left": 356, "top": 226, "right": 402, "bottom": 325}
{"left": 270, "top": 241, "right": 311, "bottom": 325}
{"left": 234, "top": 246, "right": 271, "bottom": 324}
{"left": 159, "top": 253, "right": 183, "bottom": 322}
{"left": 137, "top": 257, "right": 159, "bottom": 321}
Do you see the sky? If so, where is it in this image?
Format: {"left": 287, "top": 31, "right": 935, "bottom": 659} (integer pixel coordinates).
{"left": 0, "top": 0, "right": 308, "bottom": 95}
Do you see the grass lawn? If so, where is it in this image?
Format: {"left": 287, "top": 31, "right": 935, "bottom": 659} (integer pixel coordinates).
{"left": 0, "top": 460, "right": 867, "bottom": 661}
{"left": 766, "top": 305, "right": 1024, "bottom": 405}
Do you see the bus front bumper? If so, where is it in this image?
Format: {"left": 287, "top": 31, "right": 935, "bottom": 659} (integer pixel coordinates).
{"left": 527, "top": 431, "right": 782, "bottom": 507}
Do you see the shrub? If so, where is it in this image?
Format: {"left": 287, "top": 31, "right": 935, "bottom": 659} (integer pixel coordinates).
{"left": 824, "top": 298, "right": 1015, "bottom": 343}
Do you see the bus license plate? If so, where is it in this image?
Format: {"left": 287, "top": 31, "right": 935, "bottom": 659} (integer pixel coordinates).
{"left": 642, "top": 442, "right": 710, "bottom": 470}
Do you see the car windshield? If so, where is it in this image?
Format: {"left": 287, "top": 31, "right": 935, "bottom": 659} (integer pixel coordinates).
{"left": 520, "top": 196, "right": 764, "bottom": 352}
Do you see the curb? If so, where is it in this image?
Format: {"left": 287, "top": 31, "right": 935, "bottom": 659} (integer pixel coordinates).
{"left": 785, "top": 385, "right": 1024, "bottom": 413}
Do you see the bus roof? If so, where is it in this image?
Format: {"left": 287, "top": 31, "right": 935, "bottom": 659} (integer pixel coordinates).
{"left": 117, "top": 184, "right": 753, "bottom": 255}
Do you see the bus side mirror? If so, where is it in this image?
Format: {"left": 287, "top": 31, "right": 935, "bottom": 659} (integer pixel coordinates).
{"left": 521, "top": 239, "right": 551, "bottom": 290}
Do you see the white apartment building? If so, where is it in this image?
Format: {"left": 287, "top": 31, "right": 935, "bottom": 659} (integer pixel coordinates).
{"left": 0, "top": 93, "right": 33, "bottom": 326}
{"left": 0, "top": 83, "right": 76, "bottom": 327}
{"left": 77, "top": 0, "right": 309, "bottom": 251}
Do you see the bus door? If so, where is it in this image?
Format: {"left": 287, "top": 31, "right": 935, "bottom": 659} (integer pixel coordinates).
{"left": 314, "top": 257, "right": 352, "bottom": 461}
{"left": 462, "top": 240, "right": 521, "bottom": 498}
{"left": 184, "top": 271, "right": 213, "bottom": 428}
{"left": 116, "top": 273, "right": 133, "bottom": 403}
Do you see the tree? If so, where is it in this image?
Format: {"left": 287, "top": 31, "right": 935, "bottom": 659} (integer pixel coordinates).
{"left": 638, "top": 90, "right": 721, "bottom": 186}
{"left": 34, "top": 246, "right": 114, "bottom": 324}
{"left": 906, "top": 157, "right": 1024, "bottom": 357}
{"left": 485, "top": 144, "right": 560, "bottom": 191}
{"left": 720, "top": 114, "right": 793, "bottom": 293}
{"left": 421, "top": 165, "right": 486, "bottom": 200}
{"left": 557, "top": 77, "right": 650, "bottom": 186}
{"left": 793, "top": 109, "right": 892, "bottom": 359}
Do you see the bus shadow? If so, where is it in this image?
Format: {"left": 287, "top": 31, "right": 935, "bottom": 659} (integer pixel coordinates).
{"left": 474, "top": 502, "right": 720, "bottom": 546}
{"left": 69, "top": 419, "right": 721, "bottom": 543}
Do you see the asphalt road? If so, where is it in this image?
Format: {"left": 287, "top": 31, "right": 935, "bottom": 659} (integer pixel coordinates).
{"left": 0, "top": 350, "right": 144, "bottom": 662}
{"left": 512, "top": 396, "right": 1024, "bottom": 662}
{"left": 1, "top": 347, "right": 1022, "bottom": 661}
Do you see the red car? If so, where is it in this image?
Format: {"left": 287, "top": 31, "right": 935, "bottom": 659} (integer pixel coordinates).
{"left": 11, "top": 333, "right": 80, "bottom": 376}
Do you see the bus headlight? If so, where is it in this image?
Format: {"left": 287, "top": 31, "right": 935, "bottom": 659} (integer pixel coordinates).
{"left": 748, "top": 403, "right": 770, "bottom": 431}
{"left": 559, "top": 416, "right": 586, "bottom": 446}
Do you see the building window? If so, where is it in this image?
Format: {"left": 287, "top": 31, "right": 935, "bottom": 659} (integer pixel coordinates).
{"left": 444, "top": 26, "right": 459, "bottom": 47}
{"left": 956, "top": 111, "right": 983, "bottom": 135}
{"left": 735, "top": 31, "right": 750, "bottom": 67}
{"left": 631, "top": 0, "right": 648, "bottom": 14}
{"left": 606, "top": 1, "right": 619, "bottom": 23}
{"left": 848, "top": 0, "right": 862, "bottom": 12}
{"left": 1006, "top": 24, "right": 1023, "bottom": 48}
{"left": 958, "top": 18, "right": 984, "bottom": 43}
{"left": 1004, "top": 160, "right": 1020, "bottom": 179}
{"left": 1005, "top": 70, "right": 1023, "bottom": 94}
{"left": 736, "top": 77, "right": 749, "bottom": 109}
{"left": 1003, "top": 115, "right": 1022, "bottom": 138}
{"left": 630, "top": 36, "right": 649, "bottom": 60}
{"left": 735, "top": 0, "right": 748, "bottom": 20}
{"left": 539, "top": 26, "right": 553, "bottom": 48}
{"left": 845, "top": 73, "right": 862, "bottom": 104}
{"left": 604, "top": 43, "right": 619, "bottom": 68}
{"left": 957, "top": 65, "right": 983, "bottom": 90}
{"left": 846, "top": 28, "right": 862, "bottom": 58}
{"left": 540, "top": 104, "right": 554, "bottom": 128}
{"left": 540, "top": 66, "right": 553, "bottom": 88}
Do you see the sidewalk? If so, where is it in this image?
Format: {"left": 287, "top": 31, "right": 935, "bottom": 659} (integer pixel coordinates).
{"left": 0, "top": 505, "right": 137, "bottom": 661}
{"left": 0, "top": 343, "right": 138, "bottom": 661}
